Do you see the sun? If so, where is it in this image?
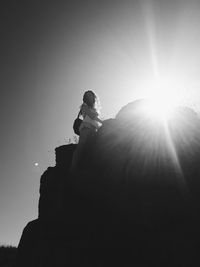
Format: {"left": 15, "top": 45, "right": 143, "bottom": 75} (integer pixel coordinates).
{"left": 139, "top": 72, "right": 187, "bottom": 123}
{"left": 144, "top": 95, "right": 176, "bottom": 122}
{"left": 142, "top": 89, "right": 179, "bottom": 123}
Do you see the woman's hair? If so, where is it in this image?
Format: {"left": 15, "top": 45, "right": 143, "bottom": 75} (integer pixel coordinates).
{"left": 83, "top": 90, "right": 100, "bottom": 111}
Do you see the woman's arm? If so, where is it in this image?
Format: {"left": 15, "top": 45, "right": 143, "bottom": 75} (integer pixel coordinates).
{"left": 96, "top": 117, "right": 103, "bottom": 123}
{"left": 81, "top": 104, "right": 99, "bottom": 119}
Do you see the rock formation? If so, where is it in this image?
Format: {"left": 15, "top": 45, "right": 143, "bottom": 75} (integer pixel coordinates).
{"left": 0, "top": 246, "right": 17, "bottom": 267}
{"left": 15, "top": 100, "right": 200, "bottom": 266}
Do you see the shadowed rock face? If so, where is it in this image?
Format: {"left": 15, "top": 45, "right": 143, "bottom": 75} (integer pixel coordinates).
{"left": 0, "top": 246, "right": 17, "bottom": 266}
{"left": 38, "top": 144, "right": 77, "bottom": 219}
{"left": 15, "top": 100, "right": 200, "bottom": 266}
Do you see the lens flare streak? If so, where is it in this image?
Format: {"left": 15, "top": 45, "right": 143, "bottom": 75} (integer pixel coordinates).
{"left": 162, "top": 120, "right": 184, "bottom": 183}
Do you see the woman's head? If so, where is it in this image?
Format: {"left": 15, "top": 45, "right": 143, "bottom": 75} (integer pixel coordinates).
{"left": 83, "top": 90, "right": 99, "bottom": 108}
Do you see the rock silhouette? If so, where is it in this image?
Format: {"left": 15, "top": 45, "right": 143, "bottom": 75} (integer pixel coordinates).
{"left": 0, "top": 246, "right": 17, "bottom": 267}
{"left": 15, "top": 100, "right": 200, "bottom": 266}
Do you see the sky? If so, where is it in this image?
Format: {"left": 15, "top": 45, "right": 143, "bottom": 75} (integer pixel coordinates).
{"left": 1, "top": 0, "right": 200, "bottom": 246}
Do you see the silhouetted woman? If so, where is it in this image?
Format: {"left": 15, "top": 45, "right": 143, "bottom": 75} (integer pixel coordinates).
{"left": 71, "top": 90, "right": 102, "bottom": 171}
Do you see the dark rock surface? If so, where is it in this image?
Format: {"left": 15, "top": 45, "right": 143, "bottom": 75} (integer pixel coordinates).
{"left": 0, "top": 246, "right": 17, "bottom": 267}
{"left": 15, "top": 100, "right": 200, "bottom": 266}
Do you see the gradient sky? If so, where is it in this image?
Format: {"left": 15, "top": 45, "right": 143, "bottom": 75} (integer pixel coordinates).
{"left": 1, "top": 0, "right": 200, "bottom": 246}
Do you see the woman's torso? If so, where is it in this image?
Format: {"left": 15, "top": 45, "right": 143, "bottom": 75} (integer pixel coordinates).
{"left": 80, "top": 103, "right": 100, "bottom": 131}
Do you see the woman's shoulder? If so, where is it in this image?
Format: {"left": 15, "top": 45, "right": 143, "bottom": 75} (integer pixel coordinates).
{"left": 80, "top": 103, "right": 99, "bottom": 115}
{"left": 80, "top": 103, "right": 88, "bottom": 111}
{"left": 81, "top": 103, "right": 95, "bottom": 111}
{"left": 80, "top": 103, "right": 89, "bottom": 116}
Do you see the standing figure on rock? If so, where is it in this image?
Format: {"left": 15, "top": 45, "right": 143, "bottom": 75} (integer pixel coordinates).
{"left": 71, "top": 90, "right": 102, "bottom": 171}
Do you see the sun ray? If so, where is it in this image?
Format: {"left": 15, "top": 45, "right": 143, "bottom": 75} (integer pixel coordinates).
{"left": 143, "top": 0, "right": 160, "bottom": 80}
{"left": 162, "top": 120, "right": 184, "bottom": 183}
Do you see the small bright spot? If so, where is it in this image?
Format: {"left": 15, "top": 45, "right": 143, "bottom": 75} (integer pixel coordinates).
{"left": 34, "top": 163, "right": 39, "bottom": 167}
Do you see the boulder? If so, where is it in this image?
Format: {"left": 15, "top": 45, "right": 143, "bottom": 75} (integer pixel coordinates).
{"left": 15, "top": 100, "right": 200, "bottom": 266}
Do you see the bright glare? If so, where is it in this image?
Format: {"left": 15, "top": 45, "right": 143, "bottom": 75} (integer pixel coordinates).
{"left": 144, "top": 95, "right": 176, "bottom": 122}
{"left": 139, "top": 84, "right": 185, "bottom": 178}
{"left": 138, "top": 69, "right": 190, "bottom": 122}
{"left": 142, "top": 87, "right": 180, "bottom": 122}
